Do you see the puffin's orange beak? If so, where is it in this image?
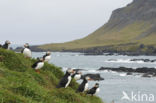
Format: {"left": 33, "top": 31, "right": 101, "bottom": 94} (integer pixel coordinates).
{"left": 88, "top": 78, "right": 93, "bottom": 81}
{"left": 94, "top": 85, "right": 98, "bottom": 87}
{"left": 72, "top": 70, "right": 75, "bottom": 73}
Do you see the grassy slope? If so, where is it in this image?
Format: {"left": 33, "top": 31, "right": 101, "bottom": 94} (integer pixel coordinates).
{"left": 38, "top": 21, "right": 155, "bottom": 51}
{"left": 0, "top": 48, "right": 103, "bottom": 103}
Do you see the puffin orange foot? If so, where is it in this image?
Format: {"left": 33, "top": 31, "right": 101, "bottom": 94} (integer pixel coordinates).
{"left": 35, "top": 69, "right": 40, "bottom": 74}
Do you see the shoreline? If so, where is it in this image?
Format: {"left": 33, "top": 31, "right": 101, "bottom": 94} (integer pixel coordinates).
{"left": 13, "top": 44, "right": 156, "bottom": 56}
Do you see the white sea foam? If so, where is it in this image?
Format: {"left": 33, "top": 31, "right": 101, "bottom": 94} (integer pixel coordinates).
{"left": 119, "top": 73, "right": 127, "bottom": 77}
{"left": 105, "top": 59, "right": 131, "bottom": 63}
{"left": 110, "top": 71, "right": 117, "bottom": 74}
{"left": 132, "top": 67, "right": 138, "bottom": 69}
{"left": 103, "top": 70, "right": 109, "bottom": 73}
{"left": 105, "top": 59, "right": 147, "bottom": 64}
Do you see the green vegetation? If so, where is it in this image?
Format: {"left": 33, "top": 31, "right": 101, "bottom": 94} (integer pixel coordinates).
{"left": 0, "top": 48, "right": 103, "bottom": 103}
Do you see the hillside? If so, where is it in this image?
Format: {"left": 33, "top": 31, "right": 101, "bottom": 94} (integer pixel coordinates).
{"left": 0, "top": 48, "right": 103, "bottom": 103}
{"left": 36, "top": 0, "right": 156, "bottom": 55}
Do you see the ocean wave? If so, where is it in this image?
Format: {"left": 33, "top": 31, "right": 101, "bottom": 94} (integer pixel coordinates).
{"left": 62, "top": 67, "right": 156, "bottom": 79}
{"left": 119, "top": 73, "right": 127, "bottom": 77}
{"left": 105, "top": 59, "right": 150, "bottom": 64}
{"left": 62, "top": 67, "right": 109, "bottom": 74}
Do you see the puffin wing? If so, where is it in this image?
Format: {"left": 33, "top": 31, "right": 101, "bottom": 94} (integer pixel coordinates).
{"left": 21, "top": 48, "right": 24, "bottom": 53}
{"left": 80, "top": 75, "right": 85, "bottom": 79}
{"left": 71, "top": 74, "right": 76, "bottom": 78}
{"left": 77, "top": 83, "right": 85, "bottom": 92}
{"left": 32, "top": 61, "right": 39, "bottom": 68}
{"left": 57, "top": 76, "right": 68, "bottom": 88}
{"left": 2, "top": 44, "right": 7, "bottom": 49}
{"left": 43, "top": 54, "right": 46, "bottom": 60}
{"left": 87, "top": 88, "right": 95, "bottom": 94}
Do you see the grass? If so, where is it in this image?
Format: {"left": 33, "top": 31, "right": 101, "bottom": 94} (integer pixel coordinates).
{"left": 0, "top": 48, "right": 103, "bottom": 103}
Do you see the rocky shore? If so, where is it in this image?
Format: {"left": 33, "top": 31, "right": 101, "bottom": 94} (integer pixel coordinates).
{"left": 98, "top": 67, "right": 156, "bottom": 78}
{"left": 14, "top": 46, "right": 45, "bottom": 52}
{"left": 131, "top": 59, "right": 156, "bottom": 62}
{"left": 13, "top": 43, "right": 156, "bottom": 56}
{"left": 83, "top": 73, "right": 104, "bottom": 81}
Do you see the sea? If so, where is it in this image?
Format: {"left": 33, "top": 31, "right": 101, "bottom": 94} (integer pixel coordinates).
{"left": 32, "top": 52, "right": 156, "bottom": 103}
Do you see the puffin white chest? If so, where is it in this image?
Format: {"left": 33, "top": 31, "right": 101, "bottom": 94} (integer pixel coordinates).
{"left": 74, "top": 74, "right": 81, "bottom": 80}
{"left": 84, "top": 83, "right": 88, "bottom": 91}
{"left": 45, "top": 55, "right": 51, "bottom": 62}
{"left": 95, "top": 88, "right": 100, "bottom": 94}
{"left": 35, "top": 62, "right": 44, "bottom": 70}
{"left": 23, "top": 48, "right": 31, "bottom": 57}
{"left": 65, "top": 76, "right": 72, "bottom": 88}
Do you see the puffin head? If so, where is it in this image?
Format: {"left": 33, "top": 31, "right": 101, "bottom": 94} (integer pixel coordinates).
{"left": 46, "top": 51, "right": 51, "bottom": 55}
{"left": 24, "top": 43, "right": 29, "bottom": 48}
{"left": 85, "top": 76, "right": 92, "bottom": 81}
{"left": 5, "top": 40, "right": 11, "bottom": 45}
{"left": 77, "top": 71, "right": 82, "bottom": 75}
{"left": 38, "top": 57, "right": 44, "bottom": 62}
{"left": 67, "top": 68, "right": 75, "bottom": 74}
{"left": 94, "top": 83, "right": 99, "bottom": 88}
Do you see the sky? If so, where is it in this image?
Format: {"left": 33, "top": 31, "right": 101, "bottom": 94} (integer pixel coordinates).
{"left": 0, "top": 0, "right": 133, "bottom": 45}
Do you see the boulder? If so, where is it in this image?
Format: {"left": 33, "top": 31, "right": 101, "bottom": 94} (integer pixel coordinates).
{"left": 82, "top": 73, "right": 104, "bottom": 81}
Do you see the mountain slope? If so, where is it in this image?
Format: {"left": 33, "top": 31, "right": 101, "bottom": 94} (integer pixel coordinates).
{"left": 38, "top": 0, "right": 156, "bottom": 53}
{"left": 0, "top": 48, "right": 103, "bottom": 103}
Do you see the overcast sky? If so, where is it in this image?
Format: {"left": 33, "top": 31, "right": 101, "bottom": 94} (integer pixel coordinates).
{"left": 0, "top": 0, "right": 133, "bottom": 45}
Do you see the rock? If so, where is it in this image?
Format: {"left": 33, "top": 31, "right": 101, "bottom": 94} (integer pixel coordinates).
{"left": 131, "top": 59, "right": 151, "bottom": 62}
{"left": 82, "top": 73, "right": 104, "bottom": 81}
{"left": 14, "top": 46, "right": 45, "bottom": 52}
{"left": 130, "top": 59, "right": 156, "bottom": 62}
{"left": 142, "top": 73, "right": 152, "bottom": 78}
{"left": 13, "top": 47, "right": 23, "bottom": 52}
{"left": 151, "top": 59, "right": 156, "bottom": 62}
{"left": 98, "top": 66, "right": 156, "bottom": 77}
{"left": 73, "top": 69, "right": 85, "bottom": 72}
{"left": 127, "top": 72, "right": 133, "bottom": 75}
{"left": 84, "top": 52, "right": 103, "bottom": 55}
{"left": 153, "top": 73, "right": 156, "bottom": 77}
{"left": 135, "top": 67, "right": 156, "bottom": 73}
{"left": 99, "top": 67, "right": 135, "bottom": 72}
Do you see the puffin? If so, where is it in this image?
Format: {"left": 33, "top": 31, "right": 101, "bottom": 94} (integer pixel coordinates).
{"left": 57, "top": 68, "right": 75, "bottom": 88}
{"left": 87, "top": 83, "right": 100, "bottom": 96}
{"left": 0, "top": 40, "right": 11, "bottom": 49}
{"left": 72, "top": 71, "right": 82, "bottom": 80}
{"left": 21, "top": 43, "right": 32, "bottom": 58}
{"left": 32, "top": 58, "right": 44, "bottom": 73}
{"left": 43, "top": 51, "right": 51, "bottom": 62}
{"left": 76, "top": 76, "right": 92, "bottom": 93}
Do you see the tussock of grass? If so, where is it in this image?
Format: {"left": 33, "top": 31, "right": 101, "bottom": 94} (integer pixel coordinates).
{"left": 0, "top": 48, "right": 103, "bottom": 103}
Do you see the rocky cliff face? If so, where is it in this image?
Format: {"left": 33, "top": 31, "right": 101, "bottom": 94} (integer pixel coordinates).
{"left": 110, "top": 0, "right": 156, "bottom": 21}
{"left": 105, "top": 0, "right": 156, "bottom": 36}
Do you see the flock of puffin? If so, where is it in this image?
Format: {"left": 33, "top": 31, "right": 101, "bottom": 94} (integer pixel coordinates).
{"left": 0, "top": 40, "right": 100, "bottom": 96}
